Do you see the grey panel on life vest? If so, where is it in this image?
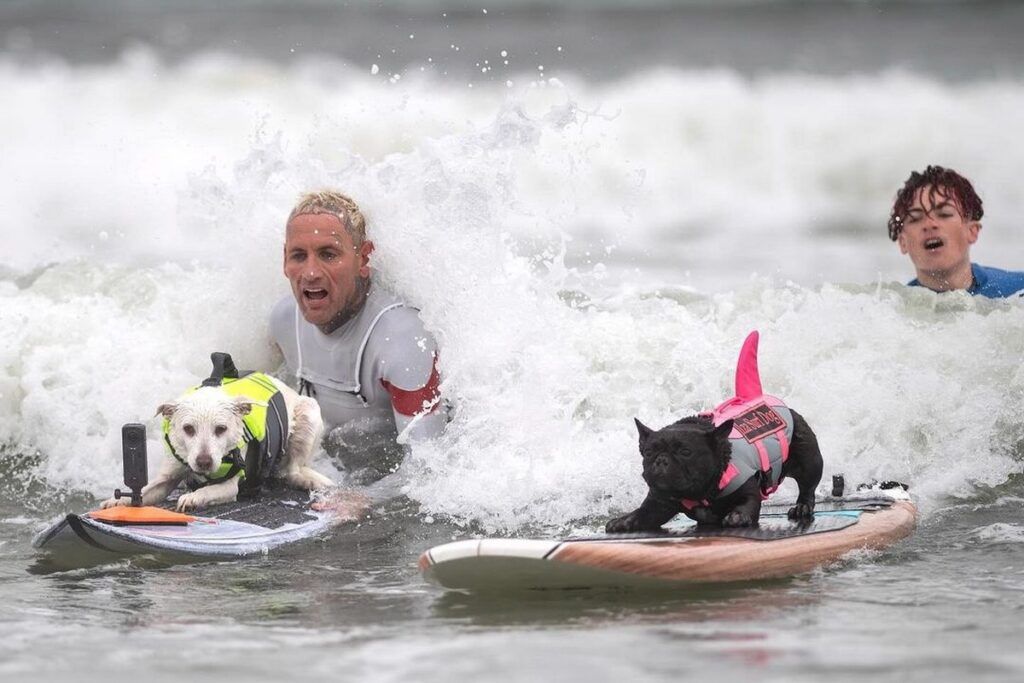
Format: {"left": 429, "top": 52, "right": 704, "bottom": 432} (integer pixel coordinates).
{"left": 721, "top": 404, "right": 795, "bottom": 498}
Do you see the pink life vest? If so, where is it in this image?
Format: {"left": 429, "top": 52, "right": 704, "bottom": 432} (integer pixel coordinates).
{"left": 682, "top": 331, "right": 794, "bottom": 510}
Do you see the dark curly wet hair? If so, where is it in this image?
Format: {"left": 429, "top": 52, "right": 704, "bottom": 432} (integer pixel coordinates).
{"left": 887, "top": 165, "right": 984, "bottom": 241}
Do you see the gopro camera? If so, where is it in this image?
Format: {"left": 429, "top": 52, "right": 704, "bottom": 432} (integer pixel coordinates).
{"left": 114, "top": 423, "right": 149, "bottom": 506}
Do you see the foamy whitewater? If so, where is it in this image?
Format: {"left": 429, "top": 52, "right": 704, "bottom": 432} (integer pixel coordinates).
{"left": 2, "top": 50, "right": 1024, "bottom": 535}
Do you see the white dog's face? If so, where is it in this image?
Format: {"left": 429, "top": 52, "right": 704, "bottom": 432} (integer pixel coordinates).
{"left": 158, "top": 387, "right": 252, "bottom": 475}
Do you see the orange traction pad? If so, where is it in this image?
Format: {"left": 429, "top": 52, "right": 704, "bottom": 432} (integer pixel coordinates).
{"left": 87, "top": 506, "right": 196, "bottom": 526}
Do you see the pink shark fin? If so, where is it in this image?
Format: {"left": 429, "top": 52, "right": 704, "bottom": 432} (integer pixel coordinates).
{"left": 734, "top": 330, "right": 763, "bottom": 400}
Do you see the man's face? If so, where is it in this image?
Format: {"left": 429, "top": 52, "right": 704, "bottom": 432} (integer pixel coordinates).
{"left": 897, "top": 184, "right": 980, "bottom": 276}
{"left": 283, "top": 212, "right": 373, "bottom": 331}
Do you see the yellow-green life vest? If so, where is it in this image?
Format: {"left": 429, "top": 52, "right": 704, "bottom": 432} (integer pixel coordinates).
{"left": 162, "top": 371, "right": 288, "bottom": 491}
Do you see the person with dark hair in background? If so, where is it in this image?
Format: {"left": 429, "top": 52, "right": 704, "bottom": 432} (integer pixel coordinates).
{"left": 887, "top": 165, "right": 1024, "bottom": 298}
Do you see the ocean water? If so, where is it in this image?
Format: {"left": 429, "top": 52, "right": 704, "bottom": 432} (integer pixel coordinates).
{"left": 2, "top": 1, "right": 1024, "bottom": 681}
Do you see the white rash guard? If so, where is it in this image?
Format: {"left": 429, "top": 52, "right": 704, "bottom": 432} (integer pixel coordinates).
{"left": 269, "top": 285, "right": 446, "bottom": 442}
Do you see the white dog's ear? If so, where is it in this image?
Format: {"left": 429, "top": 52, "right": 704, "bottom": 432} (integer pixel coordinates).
{"left": 232, "top": 396, "right": 253, "bottom": 416}
{"left": 156, "top": 402, "right": 178, "bottom": 418}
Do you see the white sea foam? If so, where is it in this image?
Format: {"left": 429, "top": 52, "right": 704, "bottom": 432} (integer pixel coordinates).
{"left": 971, "top": 523, "right": 1024, "bottom": 545}
{"left": 1, "top": 51, "right": 1023, "bottom": 530}
{"left": 4, "top": 50, "right": 1024, "bottom": 284}
{"left": 0, "top": 517, "right": 35, "bottom": 525}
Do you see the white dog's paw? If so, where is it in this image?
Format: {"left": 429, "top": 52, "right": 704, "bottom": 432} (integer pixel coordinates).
{"left": 99, "top": 497, "right": 129, "bottom": 509}
{"left": 307, "top": 470, "right": 336, "bottom": 490}
{"left": 175, "top": 492, "right": 203, "bottom": 511}
{"left": 286, "top": 468, "right": 335, "bottom": 491}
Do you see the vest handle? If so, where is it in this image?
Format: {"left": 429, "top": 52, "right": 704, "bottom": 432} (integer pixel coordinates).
{"left": 203, "top": 352, "right": 240, "bottom": 387}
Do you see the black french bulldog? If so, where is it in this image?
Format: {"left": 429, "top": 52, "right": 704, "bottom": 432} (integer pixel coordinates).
{"left": 605, "top": 411, "right": 823, "bottom": 532}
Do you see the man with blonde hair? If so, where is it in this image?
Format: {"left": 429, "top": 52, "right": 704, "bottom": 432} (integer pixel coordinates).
{"left": 270, "top": 190, "right": 446, "bottom": 456}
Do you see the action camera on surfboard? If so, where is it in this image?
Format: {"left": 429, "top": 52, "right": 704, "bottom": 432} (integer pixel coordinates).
{"left": 113, "top": 423, "right": 148, "bottom": 507}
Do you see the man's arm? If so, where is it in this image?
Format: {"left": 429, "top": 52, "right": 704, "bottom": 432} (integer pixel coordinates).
{"left": 375, "top": 310, "right": 448, "bottom": 442}
{"left": 383, "top": 352, "right": 447, "bottom": 441}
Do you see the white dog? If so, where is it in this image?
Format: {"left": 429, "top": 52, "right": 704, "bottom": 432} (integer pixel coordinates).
{"left": 102, "top": 374, "right": 333, "bottom": 511}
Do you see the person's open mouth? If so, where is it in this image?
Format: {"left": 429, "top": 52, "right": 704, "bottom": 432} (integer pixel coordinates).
{"left": 924, "top": 237, "right": 944, "bottom": 251}
{"left": 304, "top": 288, "right": 329, "bottom": 301}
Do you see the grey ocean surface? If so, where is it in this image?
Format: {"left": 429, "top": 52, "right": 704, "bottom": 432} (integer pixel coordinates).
{"left": 3, "top": 1, "right": 1024, "bottom": 682}
{"left": 4, "top": 489, "right": 1022, "bottom": 682}
{"left": 4, "top": 0, "right": 1024, "bottom": 81}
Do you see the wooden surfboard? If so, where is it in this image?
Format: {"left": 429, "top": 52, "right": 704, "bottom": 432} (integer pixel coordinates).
{"left": 419, "top": 495, "right": 917, "bottom": 590}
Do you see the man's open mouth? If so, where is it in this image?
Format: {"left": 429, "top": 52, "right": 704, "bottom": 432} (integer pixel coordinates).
{"left": 924, "top": 238, "right": 944, "bottom": 250}
{"left": 303, "top": 288, "right": 328, "bottom": 301}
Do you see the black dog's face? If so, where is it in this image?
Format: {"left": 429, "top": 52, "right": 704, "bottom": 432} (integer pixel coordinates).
{"left": 636, "top": 417, "right": 734, "bottom": 500}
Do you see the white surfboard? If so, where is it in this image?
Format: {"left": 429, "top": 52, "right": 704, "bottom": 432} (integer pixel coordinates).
{"left": 32, "top": 489, "right": 336, "bottom": 570}
{"left": 420, "top": 494, "right": 917, "bottom": 590}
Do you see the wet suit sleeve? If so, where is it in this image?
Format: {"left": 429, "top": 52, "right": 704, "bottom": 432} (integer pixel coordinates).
{"left": 374, "top": 310, "right": 447, "bottom": 441}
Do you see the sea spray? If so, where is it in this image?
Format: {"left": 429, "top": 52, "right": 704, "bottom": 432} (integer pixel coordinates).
{"left": 404, "top": 280, "right": 1024, "bottom": 532}
{"left": 4, "top": 51, "right": 1024, "bottom": 283}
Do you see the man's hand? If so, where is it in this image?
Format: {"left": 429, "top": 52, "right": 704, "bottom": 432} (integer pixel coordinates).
{"left": 311, "top": 489, "right": 372, "bottom": 522}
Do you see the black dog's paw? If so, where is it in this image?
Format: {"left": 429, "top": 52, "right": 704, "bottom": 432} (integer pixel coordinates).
{"left": 606, "top": 512, "right": 652, "bottom": 534}
{"left": 787, "top": 503, "right": 815, "bottom": 521}
{"left": 722, "top": 510, "right": 756, "bottom": 528}
{"left": 690, "top": 507, "right": 721, "bottom": 526}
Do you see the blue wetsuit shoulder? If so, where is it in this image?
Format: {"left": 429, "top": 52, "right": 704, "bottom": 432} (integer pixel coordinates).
{"left": 968, "top": 263, "right": 1024, "bottom": 298}
{"left": 906, "top": 263, "right": 1024, "bottom": 298}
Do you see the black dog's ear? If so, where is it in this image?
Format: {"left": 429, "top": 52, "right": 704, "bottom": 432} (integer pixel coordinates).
{"left": 634, "top": 418, "right": 653, "bottom": 443}
{"left": 711, "top": 419, "right": 734, "bottom": 441}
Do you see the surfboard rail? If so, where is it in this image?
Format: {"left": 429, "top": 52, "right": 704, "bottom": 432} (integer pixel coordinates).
{"left": 420, "top": 500, "right": 917, "bottom": 590}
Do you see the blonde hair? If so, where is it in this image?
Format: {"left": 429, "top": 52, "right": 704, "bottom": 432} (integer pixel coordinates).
{"left": 288, "top": 190, "right": 367, "bottom": 246}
